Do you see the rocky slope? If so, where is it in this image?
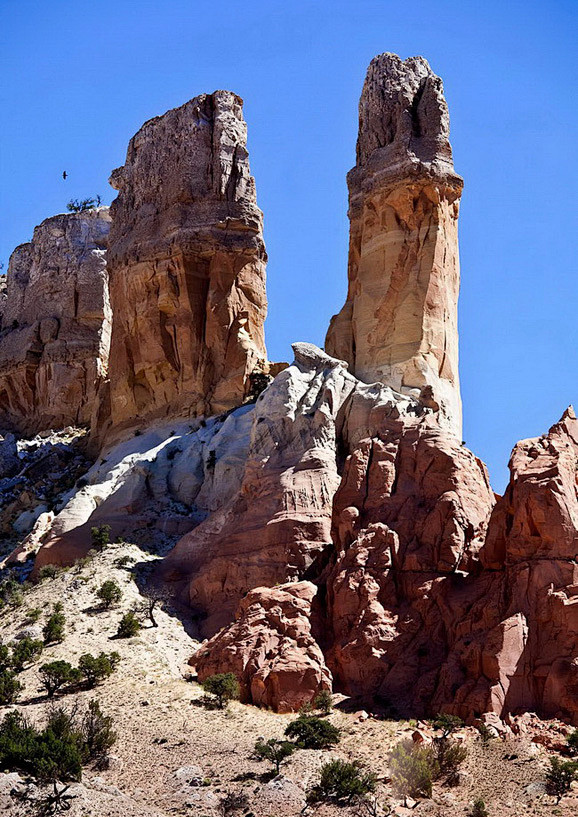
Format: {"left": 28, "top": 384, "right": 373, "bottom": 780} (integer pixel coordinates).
{"left": 326, "top": 54, "right": 463, "bottom": 438}
{"left": 0, "top": 208, "right": 111, "bottom": 435}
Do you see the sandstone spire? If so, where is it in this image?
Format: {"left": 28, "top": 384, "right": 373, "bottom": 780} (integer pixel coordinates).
{"left": 0, "top": 208, "right": 111, "bottom": 435}
{"left": 326, "top": 53, "right": 463, "bottom": 437}
{"left": 103, "top": 91, "right": 269, "bottom": 439}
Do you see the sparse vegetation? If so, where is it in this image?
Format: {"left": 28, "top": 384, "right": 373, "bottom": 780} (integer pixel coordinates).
{"left": 433, "top": 713, "right": 464, "bottom": 737}
{"left": 81, "top": 699, "right": 117, "bottom": 763}
{"left": 96, "top": 579, "right": 122, "bottom": 609}
{"left": 201, "top": 672, "right": 240, "bottom": 709}
{"left": 24, "top": 607, "right": 42, "bottom": 624}
{"left": 314, "top": 689, "right": 333, "bottom": 715}
{"left": 284, "top": 715, "right": 340, "bottom": 749}
{"left": 0, "top": 576, "right": 23, "bottom": 609}
{"left": 39, "top": 660, "right": 81, "bottom": 698}
{"left": 37, "top": 564, "right": 61, "bottom": 582}
{"left": 10, "top": 636, "right": 43, "bottom": 671}
{"left": 470, "top": 798, "right": 489, "bottom": 817}
{"left": 90, "top": 524, "right": 111, "bottom": 549}
{"left": 567, "top": 728, "right": 578, "bottom": 756}
{"left": 253, "top": 737, "right": 295, "bottom": 774}
{"left": 477, "top": 722, "right": 493, "bottom": 747}
{"left": 43, "top": 603, "right": 66, "bottom": 644}
{"left": 0, "top": 669, "right": 23, "bottom": 704}
{"left": 307, "top": 759, "right": 377, "bottom": 804}
{"left": 66, "top": 195, "right": 102, "bottom": 213}
{"left": 78, "top": 651, "right": 120, "bottom": 687}
{"left": 390, "top": 739, "right": 438, "bottom": 799}
{"left": 116, "top": 610, "right": 141, "bottom": 638}
{"left": 545, "top": 756, "right": 578, "bottom": 803}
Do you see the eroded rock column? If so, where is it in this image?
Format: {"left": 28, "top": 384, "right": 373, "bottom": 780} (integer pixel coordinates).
{"left": 326, "top": 54, "right": 463, "bottom": 438}
{"left": 104, "top": 91, "right": 269, "bottom": 439}
{"left": 0, "top": 208, "right": 111, "bottom": 435}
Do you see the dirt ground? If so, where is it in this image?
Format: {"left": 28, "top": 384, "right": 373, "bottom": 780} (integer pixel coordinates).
{"left": 0, "top": 540, "right": 576, "bottom": 816}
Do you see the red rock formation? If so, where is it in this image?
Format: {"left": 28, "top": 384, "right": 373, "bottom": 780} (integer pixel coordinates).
{"left": 102, "top": 90, "right": 269, "bottom": 442}
{"left": 0, "top": 209, "right": 111, "bottom": 435}
{"left": 192, "top": 581, "right": 332, "bottom": 713}
{"left": 326, "top": 53, "right": 463, "bottom": 438}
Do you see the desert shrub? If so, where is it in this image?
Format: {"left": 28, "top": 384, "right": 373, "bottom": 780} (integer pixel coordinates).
{"left": 90, "top": 524, "right": 111, "bottom": 549}
{"left": 470, "top": 798, "right": 489, "bottom": 817}
{"left": 201, "top": 672, "right": 240, "bottom": 709}
{"left": 10, "top": 636, "right": 43, "bottom": 671}
{"left": 24, "top": 607, "right": 42, "bottom": 624}
{"left": 0, "top": 643, "right": 10, "bottom": 671}
{"left": 567, "top": 728, "right": 578, "bottom": 755}
{"left": 477, "top": 723, "right": 493, "bottom": 747}
{"left": 0, "top": 669, "right": 23, "bottom": 704}
{"left": 253, "top": 737, "right": 295, "bottom": 773}
{"left": 307, "top": 759, "right": 377, "bottom": 804}
{"left": 219, "top": 790, "right": 250, "bottom": 815}
{"left": 314, "top": 689, "right": 333, "bottom": 715}
{"left": 81, "top": 699, "right": 117, "bottom": 762}
{"left": 37, "top": 564, "right": 61, "bottom": 582}
{"left": 43, "top": 605, "right": 66, "bottom": 644}
{"left": 390, "top": 739, "right": 438, "bottom": 799}
{"left": 66, "top": 196, "right": 101, "bottom": 213}
{"left": 432, "top": 713, "right": 464, "bottom": 737}
{"left": 39, "top": 661, "right": 81, "bottom": 697}
{"left": 434, "top": 736, "right": 468, "bottom": 780}
{"left": 285, "top": 715, "right": 340, "bottom": 749}
{"left": 115, "top": 611, "right": 141, "bottom": 638}
{"left": 96, "top": 579, "right": 122, "bottom": 609}
{"left": 78, "top": 652, "right": 120, "bottom": 687}
{"left": 0, "top": 577, "right": 23, "bottom": 608}
{"left": 545, "top": 756, "right": 578, "bottom": 803}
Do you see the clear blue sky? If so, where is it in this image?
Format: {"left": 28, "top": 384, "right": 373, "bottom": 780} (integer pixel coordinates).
{"left": 1, "top": 0, "right": 577, "bottom": 490}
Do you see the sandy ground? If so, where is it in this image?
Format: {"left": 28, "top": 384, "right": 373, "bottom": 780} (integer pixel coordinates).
{"left": 0, "top": 540, "right": 576, "bottom": 816}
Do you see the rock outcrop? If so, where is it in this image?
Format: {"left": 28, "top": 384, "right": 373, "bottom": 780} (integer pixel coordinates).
{"left": 102, "top": 91, "right": 270, "bottom": 441}
{"left": 0, "top": 209, "right": 111, "bottom": 435}
{"left": 193, "top": 581, "right": 332, "bottom": 713}
{"left": 326, "top": 53, "right": 463, "bottom": 438}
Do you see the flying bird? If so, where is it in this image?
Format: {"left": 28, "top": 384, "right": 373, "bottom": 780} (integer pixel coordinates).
{"left": 62, "top": 171, "right": 67, "bottom": 180}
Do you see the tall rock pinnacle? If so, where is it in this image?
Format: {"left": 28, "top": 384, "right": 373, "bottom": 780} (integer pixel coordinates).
{"left": 102, "top": 90, "right": 269, "bottom": 439}
{"left": 326, "top": 54, "right": 464, "bottom": 437}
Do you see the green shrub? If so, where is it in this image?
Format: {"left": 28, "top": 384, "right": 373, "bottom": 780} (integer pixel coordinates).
{"left": 200, "top": 672, "right": 240, "bottom": 709}
{"left": 0, "top": 577, "right": 23, "bottom": 608}
{"left": 81, "top": 699, "right": 117, "bottom": 762}
{"left": 285, "top": 715, "right": 340, "bottom": 749}
{"left": 39, "top": 661, "right": 81, "bottom": 697}
{"left": 567, "top": 728, "right": 578, "bottom": 756}
{"left": 10, "top": 636, "right": 43, "bottom": 671}
{"left": 43, "top": 605, "right": 66, "bottom": 644}
{"left": 116, "top": 611, "right": 141, "bottom": 638}
{"left": 90, "top": 524, "right": 111, "bottom": 549}
{"left": 0, "top": 643, "right": 10, "bottom": 672}
{"left": 390, "top": 739, "right": 438, "bottom": 799}
{"left": 253, "top": 738, "right": 295, "bottom": 773}
{"left": 314, "top": 689, "right": 333, "bottom": 715}
{"left": 37, "top": 565, "right": 60, "bottom": 582}
{"left": 307, "top": 759, "right": 377, "bottom": 804}
{"left": 477, "top": 723, "right": 493, "bottom": 747}
{"left": 0, "top": 669, "right": 23, "bottom": 704}
{"left": 96, "top": 580, "right": 122, "bottom": 609}
{"left": 434, "top": 736, "right": 468, "bottom": 779}
{"left": 24, "top": 607, "right": 42, "bottom": 624}
{"left": 78, "top": 652, "right": 120, "bottom": 687}
{"left": 545, "top": 756, "right": 578, "bottom": 803}
{"left": 471, "top": 798, "right": 489, "bottom": 817}
{"left": 432, "top": 713, "right": 464, "bottom": 737}
{"left": 66, "top": 196, "right": 101, "bottom": 213}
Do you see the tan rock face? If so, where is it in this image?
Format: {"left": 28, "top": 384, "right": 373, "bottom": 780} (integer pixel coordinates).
{"left": 102, "top": 90, "right": 269, "bottom": 441}
{"left": 0, "top": 209, "right": 111, "bottom": 435}
{"left": 192, "top": 581, "right": 332, "bottom": 713}
{"left": 326, "top": 53, "right": 463, "bottom": 438}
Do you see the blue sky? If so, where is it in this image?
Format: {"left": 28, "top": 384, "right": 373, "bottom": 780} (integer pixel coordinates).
{"left": 1, "top": 0, "right": 577, "bottom": 490}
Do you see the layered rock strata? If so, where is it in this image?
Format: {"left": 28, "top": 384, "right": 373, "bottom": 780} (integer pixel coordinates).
{"left": 0, "top": 209, "right": 111, "bottom": 435}
{"left": 326, "top": 53, "right": 463, "bottom": 438}
{"left": 103, "top": 90, "right": 269, "bottom": 441}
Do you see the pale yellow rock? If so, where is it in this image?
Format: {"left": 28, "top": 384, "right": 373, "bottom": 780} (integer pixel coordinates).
{"left": 326, "top": 54, "right": 463, "bottom": 438}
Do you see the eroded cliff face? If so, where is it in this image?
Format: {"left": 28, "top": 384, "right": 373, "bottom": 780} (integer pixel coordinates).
{"left": 102, "top": 90, "right": 269, "bottom": 442}
{"left": 0, "top": 209, "right": 111, "bottom": 435}
{"left": 326, "top": 53, "right": 463, "bottom": 438}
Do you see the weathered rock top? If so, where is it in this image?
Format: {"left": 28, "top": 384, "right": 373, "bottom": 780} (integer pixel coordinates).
{"left": 353, "top": 52, "right": 462, "bottom": 191}
{"left": 108, "top": 90, "right": 266, "bottom": 267}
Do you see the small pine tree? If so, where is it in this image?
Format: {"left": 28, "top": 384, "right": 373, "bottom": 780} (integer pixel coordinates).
{"left": 471, "top": 798, "right": 489, "bottom": 817}
{"left": 284, "top": 715, "right": 340, "bottom": 749}
{"left": 567, "top": 728, "right": 578, "bottom": 756}
{"left": 201, "top": 673, "right": 240, "bottom": 709}
{"left": 90, "top": 524, "right": 111, "bottom": 549}
{"left": 39, "top": 661, "right": 81, "bottom": 697}
{"left": 390, "top": 739, "right": 438, "bottom": 798}
{"left": 96, "top": 580, "right": 122, "bottom": 609}
{"left": 314, "top": 689, "right": 333, "bottom": 715}
{"left": 10, "top": 636, "right": 43, "bottom": 671}
{"left": 78, "top": 652, "right": 120, "bottom": 687}
{"left": 308, "top": 759, "right": 377, "bottom": 804}
{"left": 81, "top": 699, "right": 117, "bottom": 762}
{"left": 545, "top": 756, "right": 578, "bottom": 803}
{"left": 432, "top": 713, "right": 464, "bottom": 738}
{"left": 0, "top": 669, "right": 23, "bottom": 704}
{"left": 43, "top": 605, "right": 66, "bottom": 644}
{"left": 116, "top": 611, "right": 141, "bottom": 638}
{"left": 253, "top": 738, "right": 295, "bottom": 774}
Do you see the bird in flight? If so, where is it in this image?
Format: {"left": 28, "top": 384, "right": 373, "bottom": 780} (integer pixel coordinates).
{"left": 62, "top": 171, "right": 67, "bottom": 180}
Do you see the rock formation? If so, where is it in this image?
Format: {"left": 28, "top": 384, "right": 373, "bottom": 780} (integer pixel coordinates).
{"left": 102, "top": 90, "right": 270, "bottom": 441}
{"left": 0, "top": 208, "right": 111, "bottom": 435}
{"left": 326, "top": 53, "right": 463, "bottom": 438}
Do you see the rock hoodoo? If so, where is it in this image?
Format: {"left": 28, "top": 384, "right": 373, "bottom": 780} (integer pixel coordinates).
{"left": 326, "top": 54, "right": 463, "bottom": 438}
{"left": 103, "top": 90, "right": 270, "bottom": 440}
{"left": 0, "top": 208, "right": 111, "bottom": 435}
